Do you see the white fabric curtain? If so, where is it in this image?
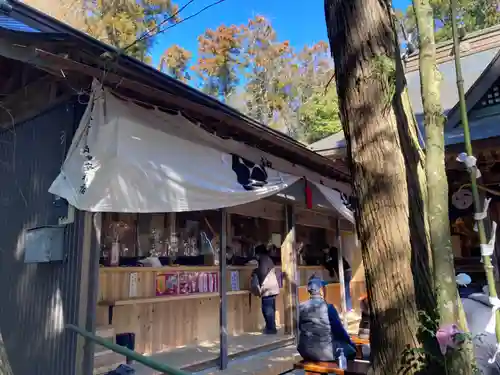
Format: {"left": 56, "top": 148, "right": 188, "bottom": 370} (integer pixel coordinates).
{"left": 314, "top": 183, "right": 355, "bottom": 224}
{"left": 49, "top": 83, "right": 355, "bottom": 224}
{"left": 49, "top": 85, "right": 300, "bottom": 212}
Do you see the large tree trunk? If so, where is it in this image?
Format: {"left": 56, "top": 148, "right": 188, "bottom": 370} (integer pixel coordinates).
{"left": 324, "top": 1, "right": 435, "bottom": 374}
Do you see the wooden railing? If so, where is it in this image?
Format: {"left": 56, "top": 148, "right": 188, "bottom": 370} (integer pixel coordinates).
{"left": 66, "top": 324, "right": 190, "bottom": 375}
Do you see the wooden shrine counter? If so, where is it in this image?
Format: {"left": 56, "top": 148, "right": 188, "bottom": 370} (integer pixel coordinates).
{"left": 97, "top": 265, "right": 364, "bottom": 355}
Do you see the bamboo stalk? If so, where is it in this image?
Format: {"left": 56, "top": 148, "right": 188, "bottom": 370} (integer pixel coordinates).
{"left": 449, "top": 0, "right": 500, "bottom": 342}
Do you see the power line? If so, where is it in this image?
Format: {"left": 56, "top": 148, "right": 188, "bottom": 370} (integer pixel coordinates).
{"left": 130, "top": 0, "right": 228, "bottom": 48}
{"left": 124, "top": 0, "right": 196, "bottom": 51}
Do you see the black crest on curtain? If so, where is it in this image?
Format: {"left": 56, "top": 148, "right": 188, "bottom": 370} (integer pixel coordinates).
{"left": 334, "top": 188, "right": 356, "bottom": 212}
{"left": 231, "top": 154, "right": 269, "bottom": 191}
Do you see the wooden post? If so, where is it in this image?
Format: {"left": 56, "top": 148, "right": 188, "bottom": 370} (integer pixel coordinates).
{"left": 219, "top": 208, "right": 228, "bottom": 370}
{"left": 78, "top": 211, "right": 102, "bottom": 375}
{"left": 282, "top": 204, "right": 298, "bottom": 336}
{"left": 336, "top": 218, "right": 348, "bottom": 327}
{"left": 75, "top": 211, "right": 91, "bottom": 375}
{"left": 227, "top": 213, "right": 233, "bottom": 254}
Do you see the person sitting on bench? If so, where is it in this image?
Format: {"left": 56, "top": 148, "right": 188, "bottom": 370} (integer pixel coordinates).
{"left": 297, "top": 277, "right": 356, "bottom": 362}
{"left": 358, "top": 294, "right": 370, "bottom": 339}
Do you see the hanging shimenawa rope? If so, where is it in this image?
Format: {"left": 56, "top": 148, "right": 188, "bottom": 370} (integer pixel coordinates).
{"left": 450, "top": 0, "right": 500, "bottom": 362}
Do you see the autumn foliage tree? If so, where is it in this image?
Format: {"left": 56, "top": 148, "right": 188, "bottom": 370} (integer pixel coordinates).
{"left": 403, "top": 0, "right": 500, "bottom": 42}
{"left": 159, "top": 45, "right": 192, "bottom": 82}
{"left": 193, "top": 25, "right": 245, "bottom": 101}
{"left": 240, "top": 16, "right": 292, "bottom": 125}
{"left": 24, "top": 0, "right": 180, "bottom": 61}
{"left": 293, "top": 42, "right": 341, "bottom": 143}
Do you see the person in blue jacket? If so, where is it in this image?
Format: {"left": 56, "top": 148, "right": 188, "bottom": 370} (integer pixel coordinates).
{"left": 297, "top": 277, "right": 356, "bottom": 362}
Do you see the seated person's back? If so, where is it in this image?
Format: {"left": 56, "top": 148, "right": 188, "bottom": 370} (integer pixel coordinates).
{"left": 297, "top": 278, "right": 356, "bottom": 362}
{"left": 358, "top": 294, "right": 370, "bottom": 339}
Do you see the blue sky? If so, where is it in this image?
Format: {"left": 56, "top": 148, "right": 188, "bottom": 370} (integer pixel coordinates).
{"left": 151, "top": 0, "right": 412, "bottom": 68}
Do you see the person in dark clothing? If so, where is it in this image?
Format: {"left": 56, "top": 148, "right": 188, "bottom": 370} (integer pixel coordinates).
{"left": 254, "top": 244, "right": 280, "bottom": 334}
{"left": 322, "top": 246, "right": 353, "bottom": 311}
{"left": 357, "top": 294, "right": 371, "bottom": 360}
{"left": 298, "top": 277, "right": 356, "bottom": 361}
{"left": 358, "top": 294, "right": 370, "bottom": 339}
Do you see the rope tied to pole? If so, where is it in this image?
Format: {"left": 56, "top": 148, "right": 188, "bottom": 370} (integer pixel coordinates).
{"left": 450, "top": 0, "right": 500, "bottom": 354}
{"left": 457, "top": 152, "right": 482, "bottom": 178}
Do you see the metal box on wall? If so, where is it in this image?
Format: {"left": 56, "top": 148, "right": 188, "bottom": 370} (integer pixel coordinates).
{"left": 23, "top": 225, "right": 66, "bottom": 263}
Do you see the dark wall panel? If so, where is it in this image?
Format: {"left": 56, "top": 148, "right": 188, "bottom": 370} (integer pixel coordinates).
{"left": 0, "top": 100, "right": 86, "bottom": 375}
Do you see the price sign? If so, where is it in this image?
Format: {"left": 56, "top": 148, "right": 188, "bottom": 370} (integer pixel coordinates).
{"left": 230, "top": 271, "right": 240, "bottom": 291}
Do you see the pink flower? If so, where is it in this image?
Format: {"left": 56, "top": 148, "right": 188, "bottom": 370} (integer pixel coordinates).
{"left": 436, "top": 324, "right": 464, "bottom": 355}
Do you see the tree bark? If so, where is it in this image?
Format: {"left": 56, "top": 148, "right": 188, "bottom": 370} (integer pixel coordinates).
{"left": 413, "top": 0, "right": 458, "bottom": 326}
{"left": 414, "top": 1, "right": 475, "bottom": 372}
{"left": 324, "top": 1, "right": 435, "bottom": 374}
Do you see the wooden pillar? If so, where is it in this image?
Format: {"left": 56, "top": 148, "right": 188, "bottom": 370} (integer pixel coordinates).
{"left": 219, "top": 208, "right": 228, "bottom": 370}
{"left": 282, "top": 204, "right": 298, "bottom": 336}
{"left": 79, "top": 211, "right": 102, "bottom": 375}
{"left": 336, "top": 218, "right": 348, "bottom": 327}
{"left": 227, "top": 213, "right": 233, "bottom": 255}
{"left": 167, "top": 212, "right": 177, "bottom": 257}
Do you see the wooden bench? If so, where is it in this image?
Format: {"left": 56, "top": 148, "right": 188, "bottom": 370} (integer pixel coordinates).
{"left": 350, "top": 336, "right": 369, "bottom": 346}
{"left": 349, "top": 336, "right": 369, "bottom": 359}
{"left": 294, "top": 360, "right": 369, "bottom": 375}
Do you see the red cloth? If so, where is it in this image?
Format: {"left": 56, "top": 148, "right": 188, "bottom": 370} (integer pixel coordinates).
{"left": 305, "top": 179, "right": 313, "bottom": 209}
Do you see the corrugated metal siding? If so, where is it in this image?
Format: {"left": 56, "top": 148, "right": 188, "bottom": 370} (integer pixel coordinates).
{"left": 0, "top": 100, "right": 86, "bottom": 375}
{"left": 0, "top": 14, "right": 40, "bottom": 32}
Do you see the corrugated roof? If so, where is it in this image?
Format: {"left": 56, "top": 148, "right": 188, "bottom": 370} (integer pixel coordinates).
{"left": 406, "top": 48, "right": 499, "bottom": 118}
{"left": 445, "top": 116, "right": 500, "bottom": 146}
{"left": 0, "top": 13, "right": 39, "bottom": 32}
{"left": 308, "top": 131, "right": 346, "bottom": 152}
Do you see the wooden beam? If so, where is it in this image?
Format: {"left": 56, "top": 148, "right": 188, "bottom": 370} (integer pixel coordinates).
{"left": 296, "top": 209, "right": 332, "bottom": 228}
{"left": 219, "top": 209, "right": 228, "bottom": 370}
{"left": 0, "top": 75, "right": 74, "bottom": 128}
{"left": 229, "top": 199, "right": 346, "bottom": 230}
{"left": 228, "top": 200, "right": 284, "bottom": 221}
{"left": 281, "top": 204, "right": 298, "bottom": 336}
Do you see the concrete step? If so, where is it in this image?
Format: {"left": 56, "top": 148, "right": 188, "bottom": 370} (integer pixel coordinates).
{"left": 93, "top": 350, "right": 126, "bottom": 375}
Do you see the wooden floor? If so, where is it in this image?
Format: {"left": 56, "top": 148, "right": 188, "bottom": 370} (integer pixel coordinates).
{"left": 130, "top": 312, "right": 361, "bottom": 375}
{"left": 131, "top": 330, "right": 294, "bottom": 375}
{"left": 194, "top": 345, "right": 300, "bottom": 375}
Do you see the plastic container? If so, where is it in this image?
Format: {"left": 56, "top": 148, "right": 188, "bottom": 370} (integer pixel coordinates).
{"left": 337, "top": 348, "right": 347, "bottom": 370}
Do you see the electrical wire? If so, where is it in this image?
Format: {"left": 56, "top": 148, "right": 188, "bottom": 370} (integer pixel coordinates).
{"left": 125, "top": 0, "right": 228, "bottom": 51}
{"left": 124, "top": 0, "right": 196, "bottom": 52}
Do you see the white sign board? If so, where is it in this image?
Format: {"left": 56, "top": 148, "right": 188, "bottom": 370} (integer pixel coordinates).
{"left": 230, "top": 271, "right": 240, "bottom": 291}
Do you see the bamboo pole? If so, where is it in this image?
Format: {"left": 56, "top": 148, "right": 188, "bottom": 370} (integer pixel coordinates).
{"left": 66, "top": 324, "right": 190, "bottom": 375}
{"left": 449, "top": 0, "right": 500, "bottom": 342}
